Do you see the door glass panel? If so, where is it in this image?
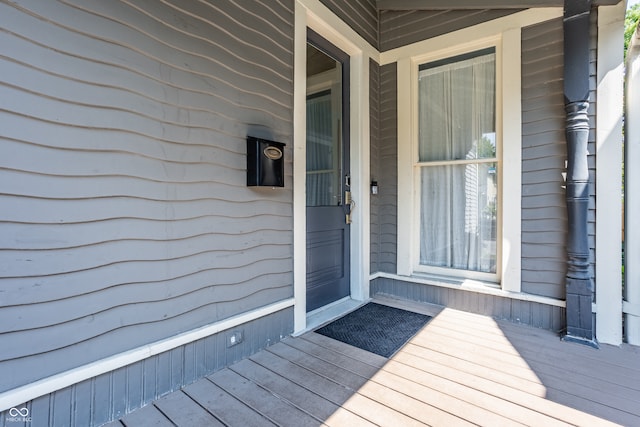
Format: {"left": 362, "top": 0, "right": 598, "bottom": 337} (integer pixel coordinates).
{"left": 306, "top": 43, "right": 342, "bottom": 207}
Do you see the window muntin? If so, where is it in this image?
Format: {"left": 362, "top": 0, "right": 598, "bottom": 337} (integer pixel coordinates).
{"left": 417, "top": 49, "right": 498, "bottom": 275}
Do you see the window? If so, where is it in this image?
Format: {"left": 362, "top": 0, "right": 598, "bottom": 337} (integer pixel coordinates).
{"left": 306, "top": 43, "right": 344, "bottom": 207}
{"left": 392, "top": 14, "right": 550, "bottom": 292}
{"left": 416, "top": 49, "right": 498, "bottom": 277}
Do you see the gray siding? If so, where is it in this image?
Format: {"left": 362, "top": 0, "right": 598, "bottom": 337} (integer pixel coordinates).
{"left": 370, "top": 59, "right": 381, "bottom": 273}
{"left": 0, "top": 307, "right": 293, "bottom": 427}
{"left": 320, "top": 0, "right": 378, "bottom": 49}
{"left": 377, "top": 63, "right": 398, "bottom": 273}
{"left": 379, "top": 9, "right": 521, "bottom": 52}
{"left": 0, "top": 0, "right": 294, "bottom": 393}
{"left": 589, "top": 10, "right": 597, "bottom": 292}
{"left": 520, "top": 18, "right": 568, "bottom": 299}
{"left": 371, "top": 277, "right": 565, "bottom": 331}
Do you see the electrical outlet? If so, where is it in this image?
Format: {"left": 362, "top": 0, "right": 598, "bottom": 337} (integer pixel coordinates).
{"left": 227, "top": 330, "right": 244, "bottom": 348}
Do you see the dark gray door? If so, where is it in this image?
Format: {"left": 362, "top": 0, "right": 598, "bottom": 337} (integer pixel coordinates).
{"left": 306, "top": 30, "right": 350, "bottom": 312}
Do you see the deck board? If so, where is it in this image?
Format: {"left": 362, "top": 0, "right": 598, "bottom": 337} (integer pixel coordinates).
{"left": 182, "top": 378, "right": 276, "bottom": 427}
{"left": 249, "top": 348, "right": 377, "bottom": 426}
{"left": 153, "top": 390, "right": 225, "bottom": 427}
{"left": 229, "top": 358, "right": 341, "bottom": 420}
{"left": 113, "top": 300, "right": 640, "bottom": 427}
{"left": 250, "top": 348, "right": 357, "bottom": 404}
{"left": 408, "top": 311, "right": 639, "bottom": 425}
{"left": 119, "top": 403, "right": 173, "bottom": 427}
{"left": 360, "top": 368, "right": 498, "bottom": 426}
{"left": 431, "top": 316, "right": 640, "bottom": 387}
{"left": 268, "top": 341, "right": 371, "bottom": 391}
{"left": 385, "top": 354, "right": 566, "bottom": 426}
{"left": 301, "top": 332, "right": 387, "bottom": 367}
{"left": 269, "top": 341, "right": 428, "bottom": 426}
{"left": 422, "top": 311, "right": 640, "bottom": 402}
{"left": 207, "top": 367, "right": 323, "bottom": 427}
{"left": 283, "top": 336, "right": 382, "bottom": 378}
{"left": 402, "top": 342, "right": 548, "bottom": 394}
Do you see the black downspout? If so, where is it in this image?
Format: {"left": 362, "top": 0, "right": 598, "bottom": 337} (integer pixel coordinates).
{"left": 562, "top": 0, "right": 598, "bottom": 348}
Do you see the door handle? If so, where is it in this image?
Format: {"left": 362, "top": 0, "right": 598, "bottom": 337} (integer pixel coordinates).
{"left": 344, "top": 191, "right": 356, "bottom": 224}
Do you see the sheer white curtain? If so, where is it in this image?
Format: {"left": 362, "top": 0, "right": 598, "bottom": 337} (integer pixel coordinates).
{"left": 306, "top": 91, "right": 334, "bottom": 206}
{"left": 418, "top": 52, "right": 497, "bottom": 273}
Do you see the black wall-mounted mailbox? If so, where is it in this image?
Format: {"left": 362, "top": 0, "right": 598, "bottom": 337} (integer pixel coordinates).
{"left": 246, "top": 136, "right": 285, "bottom": 187}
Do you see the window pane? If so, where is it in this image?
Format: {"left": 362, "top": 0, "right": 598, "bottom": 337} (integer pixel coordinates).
{"left": 306, "top": 90, "right": 341, "bottom": 206}
{"left": 418, "top": 51, "right": 496, "bottom": 162}
{"left": 419, "top": 163, "right": 497, "bottom": 273}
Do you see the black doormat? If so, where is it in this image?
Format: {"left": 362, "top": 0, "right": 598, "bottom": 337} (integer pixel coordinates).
{"left": 315, "top": 303, "right": 432, "bottom": 358}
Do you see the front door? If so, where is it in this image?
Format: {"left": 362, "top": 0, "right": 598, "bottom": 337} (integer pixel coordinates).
{"left": 305, "top": 30, "right": 351, "bottom": 312}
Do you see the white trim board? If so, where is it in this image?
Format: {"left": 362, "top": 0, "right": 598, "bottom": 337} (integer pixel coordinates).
{"left": 596, "top": 2, "right": 625, "bottom": 346}
{"left": 293, "top": 0, "right": 308, "bottom": 336}
{"left": 0, "top": 299, "right": 294, "bottom": 412}
{"left": 625, "top": 14, "right": 640, "bottom": 346}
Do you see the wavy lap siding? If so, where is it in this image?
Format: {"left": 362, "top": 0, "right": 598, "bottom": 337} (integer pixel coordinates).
{"left": 370, "top": 58, "right": 380, "bottom": 272}
{"left": 378, "top": 63, "right": 398, "bottom": 273}
{"left": 0, "top": 0, "right": 294, "bottom": 393}
{"left": 589, "top": 10, "right": 597, "bottom": 287}
{"left": 520, "top": 15, "right": 597, "bottom": 301}
{"left": 378, "top": 9, "right": 521, "bottom": 52}
{"left": 520, "top": 18, "right": 568, "bottom": 299}
{"left": 320, "top": 0, "right": 378, "bottom": 49}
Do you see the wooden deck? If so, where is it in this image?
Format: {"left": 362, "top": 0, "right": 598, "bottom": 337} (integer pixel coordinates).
{"left": 107, "top": 298, "right": 640, "bottom": 426}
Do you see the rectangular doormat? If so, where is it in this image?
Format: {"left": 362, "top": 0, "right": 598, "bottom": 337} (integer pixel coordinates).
{"left": 314, "top": 303, "right": 432, "bottom": 358}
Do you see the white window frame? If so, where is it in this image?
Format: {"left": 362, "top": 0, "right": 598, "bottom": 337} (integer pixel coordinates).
{"left": 387, "top": 9, "right": 564, "bottom": 292}
{"left": 397, "top": 33, "right": 520, "bottom": 290}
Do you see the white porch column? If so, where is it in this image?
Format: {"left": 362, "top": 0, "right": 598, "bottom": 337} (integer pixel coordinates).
{"left": 625, "top": 22, "right": 640, "bottom": 346}
{"left": 595, "top": 2, "right": 625, "bottom": 345}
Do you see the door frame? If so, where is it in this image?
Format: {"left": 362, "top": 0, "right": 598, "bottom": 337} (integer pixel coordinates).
{"left": 293, "top": 0, "right": 375, "bottom": 333}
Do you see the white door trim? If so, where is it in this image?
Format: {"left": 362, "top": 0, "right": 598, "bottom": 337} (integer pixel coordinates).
{"left": 293, "top": 0, "right": 375, "bottom": 333}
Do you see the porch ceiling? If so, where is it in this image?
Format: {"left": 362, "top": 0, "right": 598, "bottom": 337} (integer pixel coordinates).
{"left": 376, "top": 0, "right": 622, "bottom": 10}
